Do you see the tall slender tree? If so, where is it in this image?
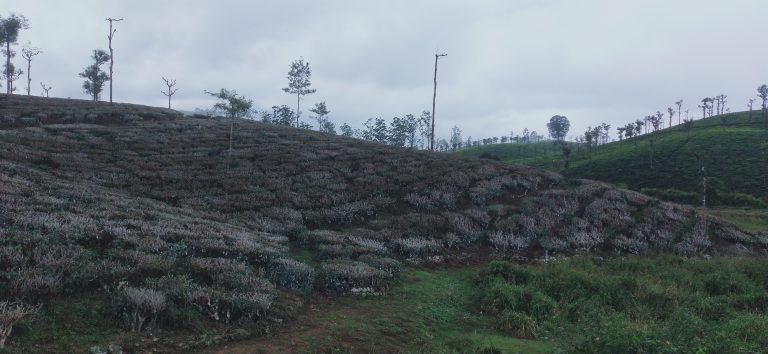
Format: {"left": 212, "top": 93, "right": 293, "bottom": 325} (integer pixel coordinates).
{"left": 79, "top": 49, "right": 110, "bottom": 101}
{"left": 675, "top": 99, "right": 683, "bottom": 125}
{"left": 21, "top": 45, "right": 41, "bottom": 96}
{"left": 105, "top": 17, "right": 123, "bottom": 103}
{"left": 282, "top": 57, "right": 316, "bottom": 127}
{"left": 667, "top": 107, "right": 675, "bottom": 128}
{"left": 204, "top": 89, "right": 253, "bottom": 167}
{"left": 0, "top": 13, "right": 29, "bottom": 94}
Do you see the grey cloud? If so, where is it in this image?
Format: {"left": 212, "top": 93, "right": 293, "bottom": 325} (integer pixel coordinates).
{"left": 6, "top": 0, "right": 768, "bottom": 139}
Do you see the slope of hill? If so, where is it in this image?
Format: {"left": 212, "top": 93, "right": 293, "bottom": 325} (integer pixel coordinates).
{"left": 459, "top": 111, "right": 768, "bottom": 204}
{"left": 0, "top": 95, "right": 765, "bottom": 351}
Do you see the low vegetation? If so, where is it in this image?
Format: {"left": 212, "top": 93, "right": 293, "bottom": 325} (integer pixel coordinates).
{"left": 476, "top": 256, "right": 768, "bottom": 353}
{"left": 459, "top": 111, "right": 768, "bottom": 205}
{"left": 0, "top": 95, "right": 765, "bottom": 351}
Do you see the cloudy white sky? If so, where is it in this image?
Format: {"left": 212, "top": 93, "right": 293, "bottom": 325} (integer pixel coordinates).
{"left": 4, "top": 0, "right": 768, "bottom": 140}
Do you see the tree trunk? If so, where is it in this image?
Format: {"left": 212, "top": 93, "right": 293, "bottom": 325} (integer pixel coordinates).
{"left": 296, "top": 93, "right": 300, "bottom": 128}
{"left": 168, "top": 95, "right": 171, "bottom": 109}
{"left": 6, "top": 40, "right": 11, "bottom": 94}
{"left": 25, "top": 58, "right": 31, "bottom": 95}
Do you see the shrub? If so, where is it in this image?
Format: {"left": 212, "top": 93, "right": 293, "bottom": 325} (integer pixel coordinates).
{"left": 122, "top": 287, "right": 167, "bottom": 332}
{"left": 641, "top": 188, "right": 699, "bottom": 205}
{"left": 317, "top": 261, "right": 390, "bottom": 294}
{"left": 717, "top": 192, "right": 767, "bottom": 208}
{"left": 268, "top": 258, "right": 315, "bottom": 291}
{"left": 392, "top": 237, "right": 442, "bottom": 258}
{"left": 479, "top": 280, "right": 556, "bottom": 320}
{"left": 497, "top": 310, "right": 539, "bottom": 339}
{"left": 321, "top": 201, "right": 376, "bottom": 226}
{"left": 357, "top": 255, "right": 403, "bottom": 275}
{"left": 11, "top": 269, "right": 63, "bottom": 300}
{"left": 0, "top": 246, "right": 26, "bottom": 271}
{"left": 488, "top": 231, "right": 530, "bottom": 252}
{"left": 0, "top": 301, "right": 41, "bottom": 349}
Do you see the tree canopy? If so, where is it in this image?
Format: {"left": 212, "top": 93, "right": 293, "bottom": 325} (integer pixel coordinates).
{"left": 547, "top": 115, "right": 570, "bottom": 141}
{"left": 205, "top": 88, "right": 253, "bottom": 118}
{"left": 79, "top": 49, "right": 110, "bottom": 101}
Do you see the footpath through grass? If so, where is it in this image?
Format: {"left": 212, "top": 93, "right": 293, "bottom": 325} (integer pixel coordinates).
{"left": 211, "top": 266, "right": 553, "bottom": 354}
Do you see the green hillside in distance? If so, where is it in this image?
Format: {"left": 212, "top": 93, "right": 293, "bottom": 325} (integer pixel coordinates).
{"left": 459, "top": 111, "right": 768, "bottom": 204}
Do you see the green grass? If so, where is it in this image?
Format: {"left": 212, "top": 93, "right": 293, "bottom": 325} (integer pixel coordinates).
{"left": 396, "top": 268, "right": 552, "bottom": 353}
{"left": 476, "top": 256, "right": 768, "bottom": 353}
{"left": 708, "top": 208, "right": 768, "bottom": 234}
{"left": 459, "top": 111, "right": 768, "bottom": 202}
{"left": 225, "top": 266, "right": 554, "bottom": 353}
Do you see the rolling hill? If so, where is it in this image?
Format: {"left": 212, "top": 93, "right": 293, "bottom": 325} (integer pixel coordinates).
{"left": 459, "top": 111, "right": 768, "bottom": 205}
{"left": 0, "top": 95, "right": 765, "bottom": 352}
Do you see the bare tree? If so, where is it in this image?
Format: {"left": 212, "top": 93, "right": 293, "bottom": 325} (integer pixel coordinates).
{"left": 160, "top": 77, "right": 178, "bottom": 109}
{"left": 39, "top": 81, "right": 51, "bottom": 97}
{"left": 430, "top": 52, "right": 447, "bottom": 151}
{"left": 748, "top": 98, "right": 756, "bottom": 120}
{"left": 0, "top": 301, "right": 40, "bottom": 349}
{"left": 105, "top": 17, "right": 123, "bottom": 103}
{"left": 675, "top": 99, "right": 683, "bottom": 125}
{"left": 21, "top": 45, "right": 41, "bottom": 96}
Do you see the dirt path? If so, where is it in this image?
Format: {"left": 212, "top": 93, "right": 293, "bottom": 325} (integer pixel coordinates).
{"left": 204, "top": 296, "right": 416, "bottom": 354}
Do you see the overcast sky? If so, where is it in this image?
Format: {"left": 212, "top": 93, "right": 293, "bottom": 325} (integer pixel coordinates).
{"left": 5, "top": 0, "right": 768, "bottom": 140}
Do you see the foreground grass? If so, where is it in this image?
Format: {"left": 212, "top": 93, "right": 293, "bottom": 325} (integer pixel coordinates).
{"left": 477, "top": 256, "right": 768, "bottom": 353}
{"left": 211, "top": 266, "right": 553, "bottom": 353}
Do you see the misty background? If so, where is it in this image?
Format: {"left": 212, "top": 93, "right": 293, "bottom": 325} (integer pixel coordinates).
{"left": 6, "top": 0, "right": 768, "bottom": 140}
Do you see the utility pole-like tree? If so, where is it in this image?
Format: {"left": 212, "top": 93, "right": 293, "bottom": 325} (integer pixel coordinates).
{"left": 0, "top": 13, "right": 29, "bottom": 94}
{"left": 160, "top": 77, "right": 178, "bottom": 109}
{"left": 105, "top": 17, "right": 123, "bottom": 103}
{"left": 667, "top": 107, "right": 675, "bottom": 128}
{"left": 21, "top": 45, "right": 41, "bottom": 96}
{"left": 39, "top": 81, "right": 51, "bottom": 97}
{"left": 430, "top": 52, "right": 447, "bottom": 151}
{"left": 748, "top": 98, "right": 756, "bottom": 120}
{"left": 719, "top": 94, "right": 727, "bottom": 115}
{"left": 282, "top": 57, "right": 316, "bottom": 128}
{"left": 79, "top": 49, "right": 110, "bottom": 101}
{"left": 675, "top": 99, "right": 683, "bottom": 125}
{"left": 205, "top": 88, "right": 253, "bottom": 167}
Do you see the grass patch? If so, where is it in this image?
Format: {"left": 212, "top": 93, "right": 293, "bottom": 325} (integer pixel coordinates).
{"left": 476, "top": 256, "right": 768, "bottom": 353}
{"left": 708, "top": 208, "right": 768, "bottom": 234}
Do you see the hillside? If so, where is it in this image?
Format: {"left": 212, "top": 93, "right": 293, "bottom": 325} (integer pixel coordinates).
{"left": 459, "top": 111, "right": 768, "bottom": 204}
{"left": 0, "top": 95, "right": 766, "bottom": 352}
